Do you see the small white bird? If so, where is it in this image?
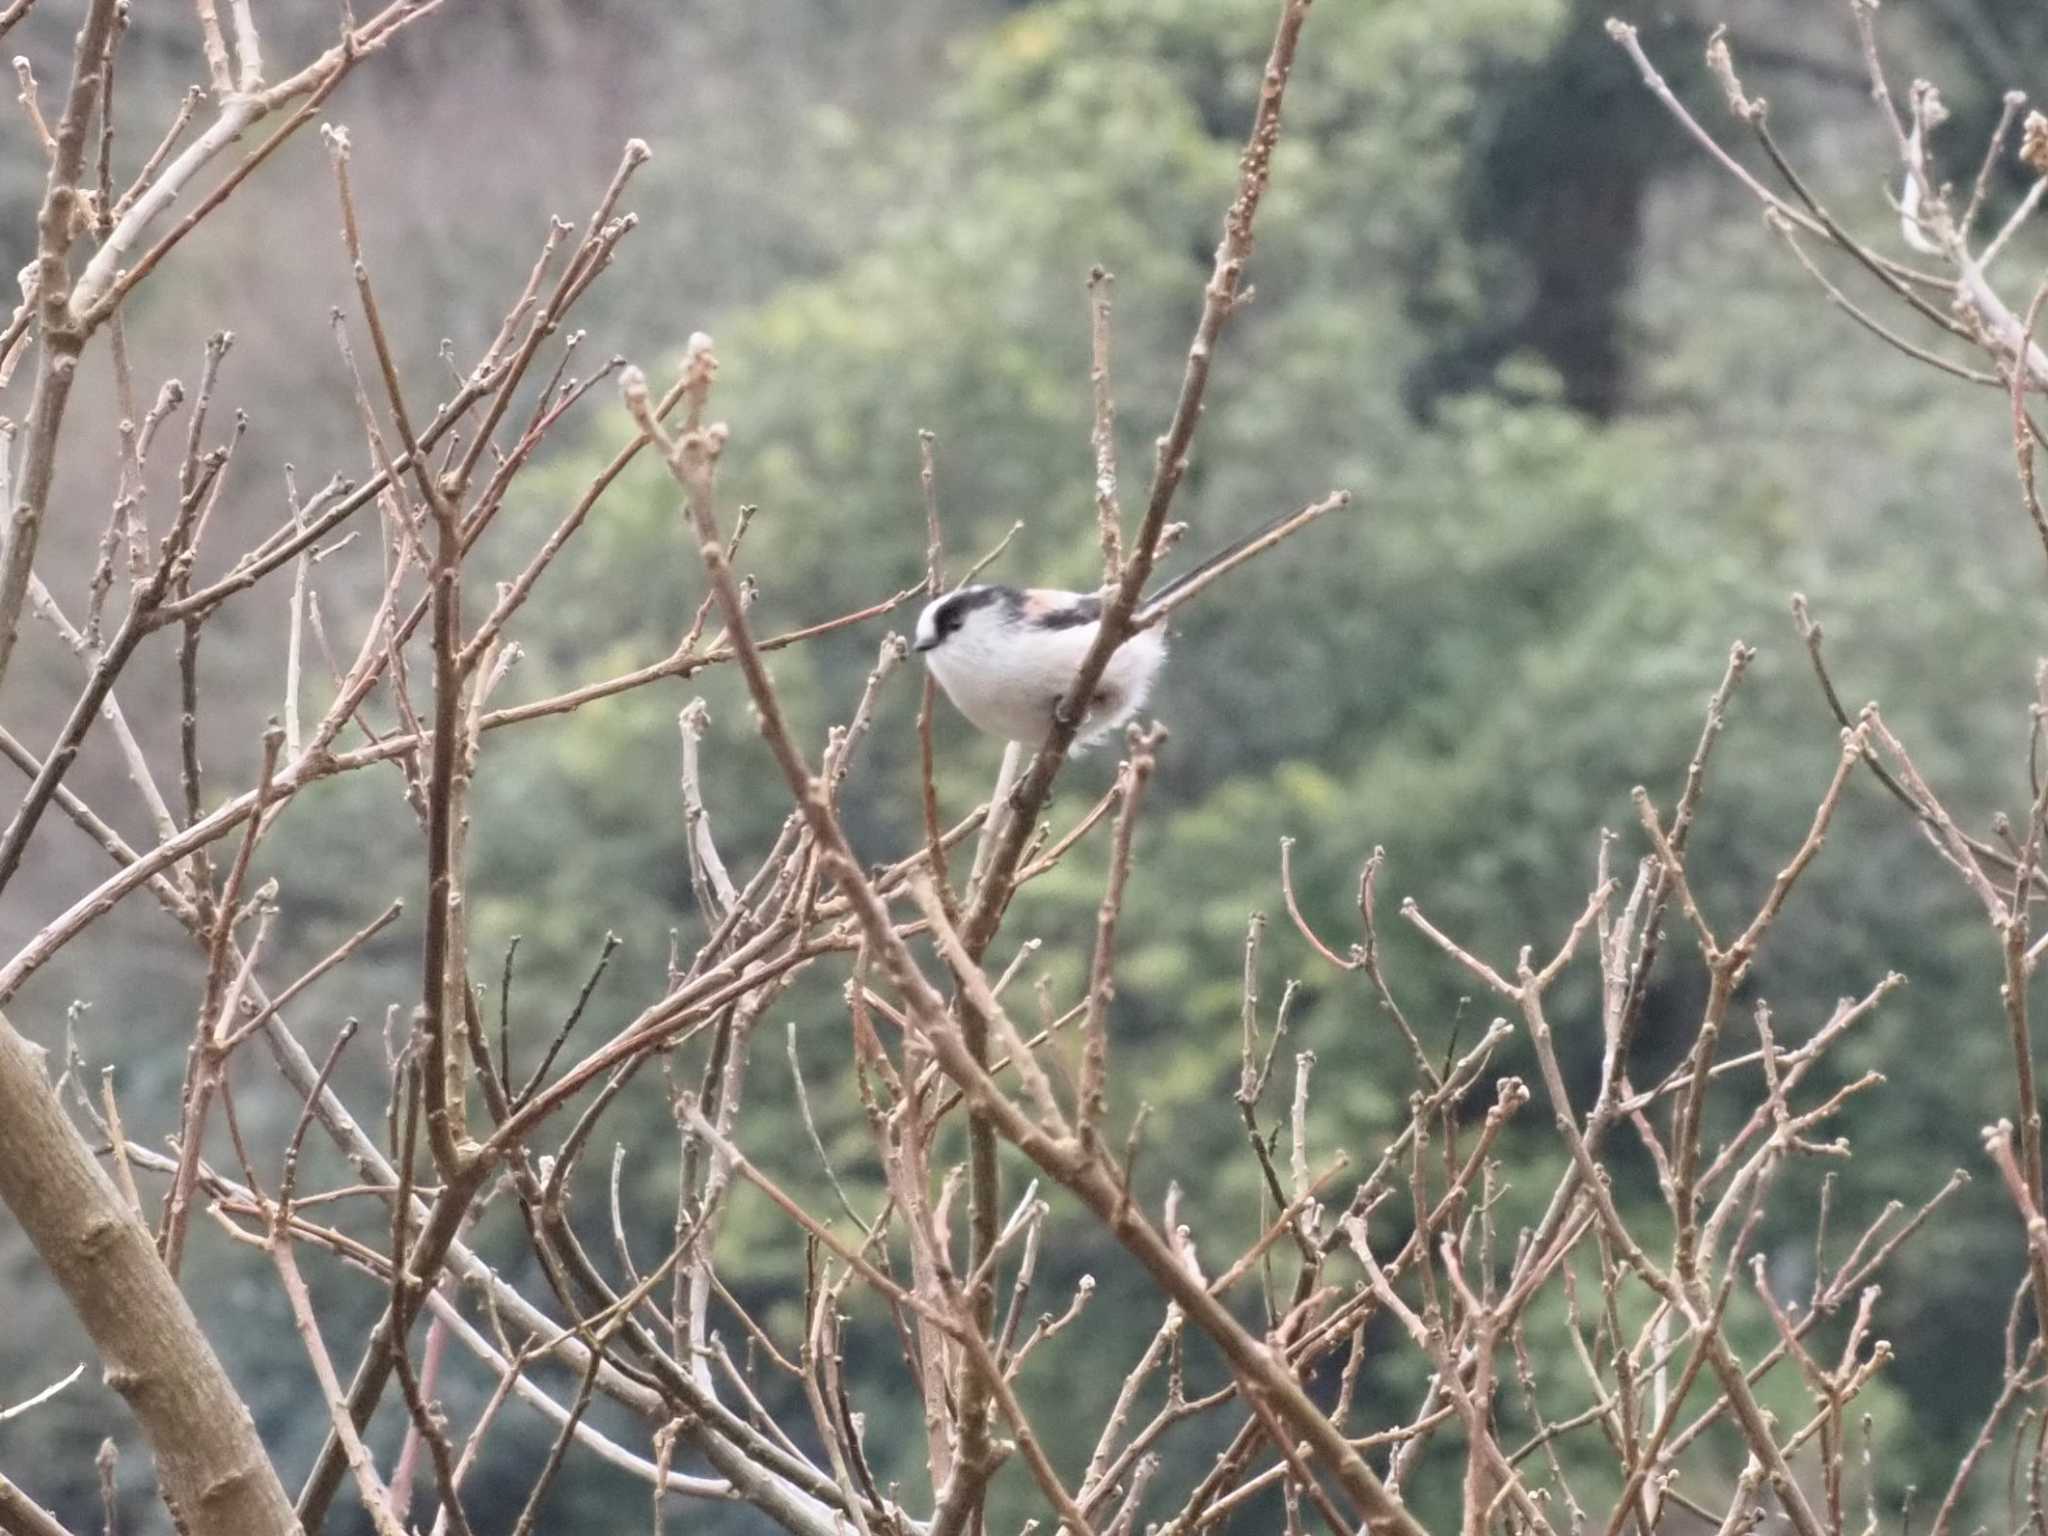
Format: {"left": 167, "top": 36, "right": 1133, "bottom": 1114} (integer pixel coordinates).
{"left": 914, "top": 583, "right": 1167, "bottom": 746}
{"left": 912, "top": 498, "right": 1344, "bottom": 746}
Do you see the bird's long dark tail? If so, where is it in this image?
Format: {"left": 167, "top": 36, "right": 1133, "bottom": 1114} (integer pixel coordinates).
{"left": 1134, "top": 492, "right": 1350, "bottom": 627}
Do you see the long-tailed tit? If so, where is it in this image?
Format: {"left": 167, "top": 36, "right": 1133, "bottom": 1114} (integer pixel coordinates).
{"left": 912, "top": 496, "right": 1344, "bottom": 745}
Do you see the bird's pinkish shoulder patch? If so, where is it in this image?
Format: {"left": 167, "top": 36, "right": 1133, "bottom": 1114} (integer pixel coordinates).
{"left": 1019, "top": 589, "right": 1103, "bottom": 630}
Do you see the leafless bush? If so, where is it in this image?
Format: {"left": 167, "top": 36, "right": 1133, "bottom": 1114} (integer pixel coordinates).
{"left": 5, "top": 2, "right": 2048, "bottom": 1535}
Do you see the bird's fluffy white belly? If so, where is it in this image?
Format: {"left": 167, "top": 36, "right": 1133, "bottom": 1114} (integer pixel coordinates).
{"left": 928, "top": 621, "right": 1166, "bottom": 744}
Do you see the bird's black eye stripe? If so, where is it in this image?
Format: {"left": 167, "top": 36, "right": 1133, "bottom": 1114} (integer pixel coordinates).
{"left": 935, "top": 586, "right": 1007, "bottom": 635}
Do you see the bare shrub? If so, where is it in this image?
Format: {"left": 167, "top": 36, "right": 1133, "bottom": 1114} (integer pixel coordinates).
{"left": 3, "top": 2, "right": 2048, "bottom": 1535}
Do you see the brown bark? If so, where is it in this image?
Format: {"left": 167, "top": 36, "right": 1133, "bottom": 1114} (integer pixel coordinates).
{"left": 0, "top": 1474, "right": 77, "bottom": 1536}
{"left": 0, "top": 1012, "right": 299, "bottom": 1536}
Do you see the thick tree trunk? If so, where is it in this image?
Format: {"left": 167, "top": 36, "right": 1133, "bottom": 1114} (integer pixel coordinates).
{"left": 0, "top": 1013, "right": 299, "bottom": 1536}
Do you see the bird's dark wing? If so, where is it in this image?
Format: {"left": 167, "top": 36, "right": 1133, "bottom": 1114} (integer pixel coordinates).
{"left": 1019, "top": 589, "right": 1103, "bottom": 629}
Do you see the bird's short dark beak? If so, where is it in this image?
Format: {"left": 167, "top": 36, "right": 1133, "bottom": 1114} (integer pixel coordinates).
{"left": 912, "top": 635, "right": 937, "bottom": 653}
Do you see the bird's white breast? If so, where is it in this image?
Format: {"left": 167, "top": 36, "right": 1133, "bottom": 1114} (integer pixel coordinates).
{"left": 927, "top": 617, "right": 1166, "bottom": 745}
